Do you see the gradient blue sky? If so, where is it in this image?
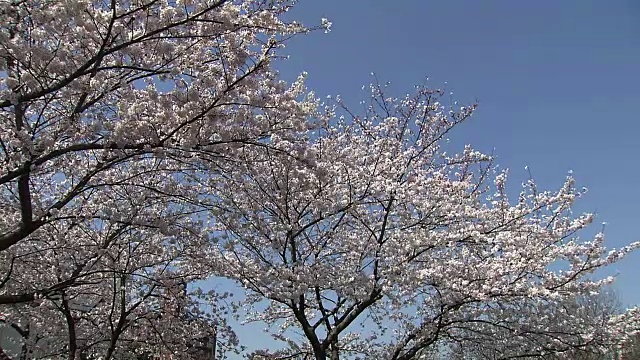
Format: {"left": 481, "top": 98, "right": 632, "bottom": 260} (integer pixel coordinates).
{"left": 270, "top": 0, "right": 640, "bottom": 306}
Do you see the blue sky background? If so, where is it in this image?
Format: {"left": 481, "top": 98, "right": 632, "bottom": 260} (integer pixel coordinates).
{"left": 225, "top": 0, "right": 640, "bottom": 354}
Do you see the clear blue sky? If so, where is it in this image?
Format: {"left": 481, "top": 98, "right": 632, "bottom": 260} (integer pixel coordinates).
{"left": 273, "top": 1, "right": 640, "bottom": 305}
{"left": 226, "top": 1, "right": 640, "bottom": 354}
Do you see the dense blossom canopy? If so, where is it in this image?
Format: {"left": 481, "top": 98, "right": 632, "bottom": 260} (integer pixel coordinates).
{"left": 0, "top": 1, "right": 638, "bottom": 359}
{"left": 0, "top": 0, "right": 320, "bottom": 358}
{"left": 210, "top": 83, "right": 640, "bottom": 359}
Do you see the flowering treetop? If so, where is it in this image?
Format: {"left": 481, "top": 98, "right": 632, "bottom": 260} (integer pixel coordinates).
{"left": 210, "top": 81, "right": 640, "bottom": 359}
{"left": 0, "top": 0, "right": 323, "bottom": 358}
{"left": 0, "top": 1, "right": 638, "bottom": 359}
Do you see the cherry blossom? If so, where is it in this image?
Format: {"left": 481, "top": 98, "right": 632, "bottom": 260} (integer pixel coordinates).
{"left": 1, "top": 0, "right": 318, "bottom": 358}
{"left": 209, "top": 82, "right": 640, "bottom": 359}
{"left": 1, "top": 1, "right": 638, "bottom": 359}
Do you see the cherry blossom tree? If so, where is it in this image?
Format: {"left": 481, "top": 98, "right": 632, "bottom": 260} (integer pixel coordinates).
{"left": 443, "top": 290, "right": 627, "bottom": 359}
{"left": 0, "top": 0, "right": 323, "bottom": 358}
{"left": 209, "top": 81, "right": 640, "bottom": 360}
{"left": 2, "top": 0, "right": 639, "bottom": 359}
